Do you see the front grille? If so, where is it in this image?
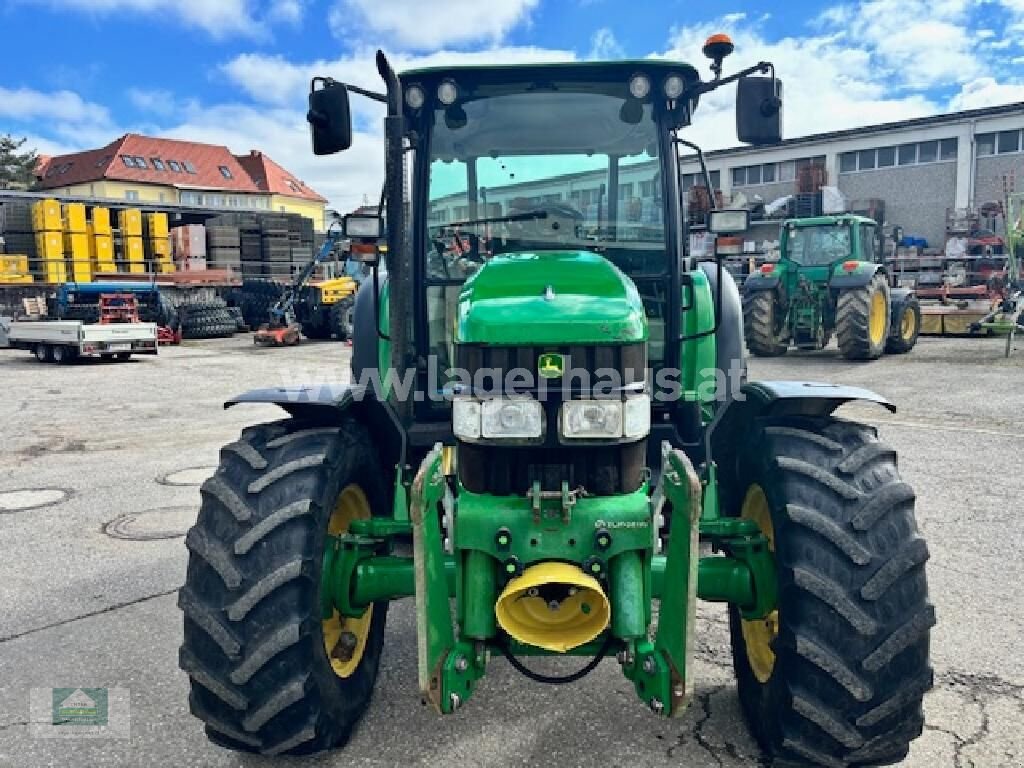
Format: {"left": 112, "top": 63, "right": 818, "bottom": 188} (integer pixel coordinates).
{"left": 455, "top": 342, "right": 648, "bottom": 496}
{"left": 456, "top": 343, "right": 646, "bottom": 394}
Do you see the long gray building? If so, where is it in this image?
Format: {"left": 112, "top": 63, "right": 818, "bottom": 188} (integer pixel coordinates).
{"left": 682, "top": 102, "right": 1024, "bottom": 247}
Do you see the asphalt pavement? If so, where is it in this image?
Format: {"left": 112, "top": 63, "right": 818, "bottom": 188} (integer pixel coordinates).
{"left": 0, "top": 334, "right": 1021, "bottom": 767}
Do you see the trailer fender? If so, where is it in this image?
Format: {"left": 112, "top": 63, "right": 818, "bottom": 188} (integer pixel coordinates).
{"left": 709, "top": 380, "right": 895, "bottom": 513}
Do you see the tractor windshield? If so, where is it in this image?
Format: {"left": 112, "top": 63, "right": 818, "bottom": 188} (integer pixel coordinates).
{"left": 785, "top": 224, "right": 851, "bottom": 267}
{"left": 425, "top": 85, "right": 665, "bottom": 279}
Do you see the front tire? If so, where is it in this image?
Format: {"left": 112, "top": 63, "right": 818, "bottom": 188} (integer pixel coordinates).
{"left": 729, "top": 417, "right": 934, "bottom": 767}
{"left": 837, "top": 273, "right": 890, "bottom": 360}
{"left": 743, "top": 290, "right": 788, "bottom": 357}
{"left": 179, "top": 418, "right": 388, "bottom": 755}
{"left": 884, "top": 297, "right": 921, "bottom": 355}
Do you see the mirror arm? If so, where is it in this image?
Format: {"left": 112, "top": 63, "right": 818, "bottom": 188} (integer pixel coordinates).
{"left": 674, "top": 138, "right": 716, "bottom": 209}
{"left": 345, "top": 83, "right": 389, "bottom": 104}
{"left": 691, "top": 61, "right": 773, "bottom": 97}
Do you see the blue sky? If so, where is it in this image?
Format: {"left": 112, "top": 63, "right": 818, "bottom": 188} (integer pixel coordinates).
{"left": 2, "top": 0, "right": 1024, "bottom": 209}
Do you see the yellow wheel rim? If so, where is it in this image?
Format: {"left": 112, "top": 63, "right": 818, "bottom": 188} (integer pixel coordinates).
{"left": 322, "top": 484, "right": 373, "bottom": 678}
{"left": 739, "top": 485, "right": 779, "bottom": 684}
{"left": 901, "top": 306, "right": 917, "bottom": 341}
{"left": 869, "top": 290, "right": 887, "bottom": 346}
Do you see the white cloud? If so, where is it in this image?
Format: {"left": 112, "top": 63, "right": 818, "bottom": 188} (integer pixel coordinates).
{"left": 588, "top": 28, "right": 624, "bottom": 60}
{"left": 0, "top": 86, "right": 111, "bottom": 126}
{"left": 267, "top": 0, "right": 303, "bottom": 25}
{"left": 126, "top": 87, "right": 181, "bottom": 117}
{"left": 949, "top": 77, "right": 1024, "bottom": 110}
{"left": 327, "top": 0, "right": 538, "bottom": 49}
{"left": 26, "top": 0, "right": 277, "bottom": 38}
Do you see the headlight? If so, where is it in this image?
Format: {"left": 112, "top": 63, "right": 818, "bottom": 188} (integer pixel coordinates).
{"left": 405, "top": 84, "right": 425, "bottom": 110}
{"left": 629, "top": 74, "right": 651, "bottom": 99}
{"left": 453, "top": 399, "right": 481, "bottom": 440}
{"left": 663, "top": 74, "right": 686, "bottom": 100}
{"left": 561, "top": 400, "right": 623, "bottom": 439}
{"left": 454, "top": 398, "right": 544, "bottom": 441}
{"left": 437, "top": 79, "right": 458, "bottom": 106}
{"left": 561, "top": 395, "right": 650, "bottom": 440}
{"left": 481, "top": 398, "right": 543, "bottom": 439}
{"left": 623, "top": 395, "right": 651, "bottom": 438}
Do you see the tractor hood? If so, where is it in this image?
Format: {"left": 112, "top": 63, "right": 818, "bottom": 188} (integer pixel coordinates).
{"left": 457, "top": 251, "right": 647, "bottom": 345}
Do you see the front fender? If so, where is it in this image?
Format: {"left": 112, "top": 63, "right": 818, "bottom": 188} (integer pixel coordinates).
{"left": 742, "top": 274, "right": 780, "bottom": 293}
{"left": 225, "top": 384, "right": 369, "bottom": 420}
{"left": 709, "top": 380, "right": 895, "bottom": 510}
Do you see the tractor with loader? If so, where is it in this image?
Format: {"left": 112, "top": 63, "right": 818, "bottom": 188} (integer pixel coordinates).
{"left": 743, "top": 214, "right": 922, "bottom": 359}
{"left": 179, "top": 38, "right": 934, "bottom": 767}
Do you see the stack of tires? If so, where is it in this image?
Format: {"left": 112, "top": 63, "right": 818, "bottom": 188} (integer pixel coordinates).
{"left": 179, "top": 299, "right": 238, "bottom": 339}
{"left": 238, "top": 279, "right": 285, "bottom": 328}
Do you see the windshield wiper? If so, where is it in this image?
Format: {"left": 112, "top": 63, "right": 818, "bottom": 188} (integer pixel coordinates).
{"left": 432, "top": 209, "right": 548, "bottom": 232}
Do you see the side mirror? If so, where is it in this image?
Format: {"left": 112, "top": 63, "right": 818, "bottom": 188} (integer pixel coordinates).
{"left": 308, "top": 79, "right": 352, "bottom": 156}
{"left": 708, "top": 209, "right": 750, "bottom": 234}
{"left": 736, "top": 76, "right": 782, "bottom": 145}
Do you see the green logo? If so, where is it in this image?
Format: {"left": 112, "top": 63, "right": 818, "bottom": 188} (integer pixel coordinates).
{"left": 52, "top": 688, "right": 108, "bottom": 727}
{"left": 538, "top": 353, "right": 565, "bottom": 379}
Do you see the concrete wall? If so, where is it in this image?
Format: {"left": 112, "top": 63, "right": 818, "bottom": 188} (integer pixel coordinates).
{"left": 974, "top": 155, "right": 1024, "bottom": 213}
{"left": 838, "top": 163, "right": 956, "bottom": 247}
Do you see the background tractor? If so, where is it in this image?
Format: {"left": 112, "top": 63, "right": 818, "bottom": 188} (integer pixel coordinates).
{"left": 178, "top": 42, "right": 934, "bottom": 767}
{"left": 743, "top": 214, "right": 921, "bottom": 359}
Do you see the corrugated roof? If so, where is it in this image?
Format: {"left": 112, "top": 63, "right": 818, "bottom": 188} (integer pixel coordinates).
{"left": 234, "top": 150, "right": 327, "bottom": 203}
{"left": 33, "top": 134, "right": 325, "bottom": 202}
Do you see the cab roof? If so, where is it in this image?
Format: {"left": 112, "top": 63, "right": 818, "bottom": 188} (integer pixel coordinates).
{"left": 784, "top": 214, "right": 878, "bottom": 227}
{"left": 400, "top": 59, "right": 701, "bottom": 84}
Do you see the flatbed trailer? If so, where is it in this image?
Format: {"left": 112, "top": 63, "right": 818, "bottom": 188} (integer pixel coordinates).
{"left": 2, "top": 319, "right": 158, "bottom": 363}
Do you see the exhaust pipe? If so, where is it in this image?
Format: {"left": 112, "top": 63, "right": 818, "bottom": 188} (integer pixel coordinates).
{"left": 495, "top": 562, "right": 611, "bottom": 652}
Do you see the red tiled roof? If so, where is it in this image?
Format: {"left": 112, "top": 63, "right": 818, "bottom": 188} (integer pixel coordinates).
{"left": 33, "top": 134, "right": 324, "bottom": 202}
{"left": 235, "top": 150, "right": 327, "bottom": 203}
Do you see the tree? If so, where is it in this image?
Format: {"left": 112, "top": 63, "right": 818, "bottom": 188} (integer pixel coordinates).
{"left": 0, "top": 135, "right": 39, "bottom": 188}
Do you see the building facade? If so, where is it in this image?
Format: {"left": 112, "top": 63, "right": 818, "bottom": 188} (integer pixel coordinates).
{"left": 35, "top": 134, "right": 328, "bottom": 229}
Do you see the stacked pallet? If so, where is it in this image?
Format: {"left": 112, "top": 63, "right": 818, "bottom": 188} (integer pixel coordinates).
{"left": 144, "top": 212, "right": 173, "bottom": 274}
{"left": 206, "top": 225, "right": 241, "bottom": 271}
{"left": 89, "top": 207, "right": 116, "bottom": 275}
{"left": 260, "top": 215, "right": 292, "bottom": 277}
{"left": 0, "top": 201, "right": 37, "bottom": 282}
{"left": 118, "top": 209, "right": 145, "bottom": 274}
{"left": 33, "top": 199, "right": 66, "bottom": 283}
{"left": 62, "top": 202, "right": 91, "bottom": 282}
{"left": 171, "top": 224, "right": 207, "bottom": 271}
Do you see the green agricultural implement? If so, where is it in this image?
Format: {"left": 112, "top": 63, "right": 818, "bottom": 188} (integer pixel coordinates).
{"left": 179, "top": 40, "right": 934, "bottom": 767}
{"left": 743, "top": 214, "right": 922, "bottom": 360}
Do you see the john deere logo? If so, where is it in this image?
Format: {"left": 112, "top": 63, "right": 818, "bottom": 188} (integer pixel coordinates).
{"left": 538, "top": 353, "right": 565, "bottom": 379}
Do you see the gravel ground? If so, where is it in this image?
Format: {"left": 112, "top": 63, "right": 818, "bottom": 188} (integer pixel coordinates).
{"left": 0, "top": 334, "right": 1021, "bottom": 767}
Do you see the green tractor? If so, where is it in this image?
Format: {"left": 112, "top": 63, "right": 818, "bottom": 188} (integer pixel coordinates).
{"left": 178, "top": 41, "right": 934, "bottom": 767}
{"left": 743, "top": 214, "right": 922, "bottom": 359}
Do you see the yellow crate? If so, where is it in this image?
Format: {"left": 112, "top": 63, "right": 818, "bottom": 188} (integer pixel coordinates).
{"left": 31, "top": 198, "right": 62, "bottom": 231}
{"left": 156, "top": 261, "right": 176, "bottom": 274}
{"left": 63, "top": 202, "right": 87, "bottom": 233}
{"left": 64, "top": 233, "right": 91, "bottom": 282}
{"left": 149, "top": 238, "right": 172, "bottom": 261}
{"left": 1, "top": 254, "right": 30, "bottom": 275}
{"left": 124, "top": 236, "right": 145, "bottom": 274}
{"left": 146, "top": 212, "right": 169, "bottom": 239}
{"left": 92, "top": 206, "right": 112, "bottom": 236}
{"left": 118, "top": 208, "right": 143, "bottom": 237}
{"left": 35, "top": 231, "right": 64, "bottom": 260}
{"left": 90, "top": 234, "right": 116, "bottom": 274}
{"left": 0, "top": 274, "right": 34, "bottom": 284}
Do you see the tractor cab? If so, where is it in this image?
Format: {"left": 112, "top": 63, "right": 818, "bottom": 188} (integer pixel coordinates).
{"left": 779, "top": 213, "right": 880, "bottom": 274}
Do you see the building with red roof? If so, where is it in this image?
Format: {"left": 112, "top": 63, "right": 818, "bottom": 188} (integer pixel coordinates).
{"left": 34, "top": 134, "right": 327, "bottom": 228}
